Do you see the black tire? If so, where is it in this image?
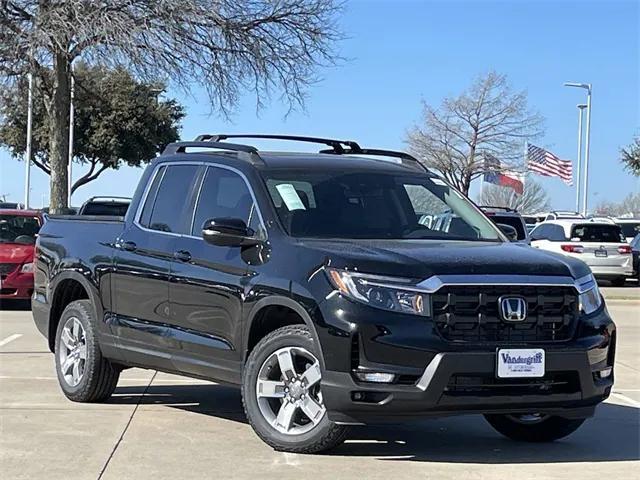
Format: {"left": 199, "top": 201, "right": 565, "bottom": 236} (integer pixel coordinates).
{"left": 484, "top": 414, "right": 586, "bottom": 442}
{"left": 242, "top": 325, "right": 348, "bottom": 453}
{"left": 54, "top": 300, "right": 120, "bottom": 402}
{"left": 611, "top": 277, "right": 627, "bottom": 287}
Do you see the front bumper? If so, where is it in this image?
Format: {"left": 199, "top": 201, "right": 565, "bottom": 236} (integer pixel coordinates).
{"left": 322, "top": 346, "right": 614, "bottom": 424}
{"left": 314, "top": 292, "right": 616, "bottom": 425}
{"left": 0, "top": 271, "right": 34, "bottom": 299}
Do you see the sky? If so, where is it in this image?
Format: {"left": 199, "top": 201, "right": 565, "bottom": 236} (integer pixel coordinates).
{"left": 1, "top": 0, "right": 638, "bottom": 211}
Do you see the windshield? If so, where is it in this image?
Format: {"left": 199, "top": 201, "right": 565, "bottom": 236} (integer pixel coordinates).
{"left": 0, "top": 214, "right": 41, "bottom": 244}
{"left": 262, "top": 171, "right": 502, "bottom": 241}
{"left": 619, "top": 222, "right": 640, "bottom": 238}
{"left": 571, "top": 223, "right": 625, "bottom": 243}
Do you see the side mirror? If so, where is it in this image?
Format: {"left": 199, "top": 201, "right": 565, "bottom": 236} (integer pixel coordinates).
{"left": 496, "top": 223, "right": 518, "bottom": 242}
{"left": 202, "top": 217, "right": 260, "bottom": 247}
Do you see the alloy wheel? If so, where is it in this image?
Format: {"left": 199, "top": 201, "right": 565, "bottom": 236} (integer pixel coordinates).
{"left": 255, "top": 346, "right": 326, "bottom": 435}
{"left": 58, "top": 317, "right": 87, "bottom": 387}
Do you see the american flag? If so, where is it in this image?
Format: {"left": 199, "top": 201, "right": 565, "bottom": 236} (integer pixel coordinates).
{"left": 527, "top": 143, "right": 573, "bottom": 185}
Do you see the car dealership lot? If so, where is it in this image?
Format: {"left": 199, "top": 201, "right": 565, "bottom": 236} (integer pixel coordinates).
{"left": 1, "top": 296, "right": 638, "bottom": 480}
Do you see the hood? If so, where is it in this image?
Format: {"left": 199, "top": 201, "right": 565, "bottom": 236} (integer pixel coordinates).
{"left": 0, "top": 243, "right": 34, "bottom": 265}
{"left": 297, "top": 239, "right": 590, "bottom": 280}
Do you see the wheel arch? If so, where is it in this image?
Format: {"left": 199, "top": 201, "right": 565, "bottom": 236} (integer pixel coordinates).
{"left": 47, "top": 271, "right": 101, "bottom": 352}
{"left": 244, "top": 296, "right": 325, "bottom": 369}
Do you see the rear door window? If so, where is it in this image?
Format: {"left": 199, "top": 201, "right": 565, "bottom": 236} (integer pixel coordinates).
{"left": 547, "top": 225, "right": 567, "bottom": 241}
{"left": 619, "top": 222, "right": 640, "bottom": 238}
{"left": 571, "top": 224, "right": 624, "bottom": 243}
{"left": 144, "top": 165, "right": 200, "bottom": 234}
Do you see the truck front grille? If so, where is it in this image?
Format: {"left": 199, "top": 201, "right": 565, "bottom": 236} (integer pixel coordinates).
{"left": 432, "top": 285, "right": 578, "bottom": 343}
{"left": 0, "top": 263, "right": 19, "bottom": 278}
{"left": 444, "top": 372, "right": 580, "bottom": 396}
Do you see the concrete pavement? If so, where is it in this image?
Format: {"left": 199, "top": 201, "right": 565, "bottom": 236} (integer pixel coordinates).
{"left": 1, "top": 297, "right": 638, "bottom": 480}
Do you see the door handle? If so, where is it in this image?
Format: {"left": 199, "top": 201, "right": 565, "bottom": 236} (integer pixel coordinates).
{"left": 174, "top": 250, "right": 192, "bottom": 262}
{"left": 119, "top": 241, "right": 137, "bottom": 252}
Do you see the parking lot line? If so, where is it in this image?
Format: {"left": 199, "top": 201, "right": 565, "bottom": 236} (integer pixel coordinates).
{"left": 0, "top": 334, "right": 22, "bottom": 347}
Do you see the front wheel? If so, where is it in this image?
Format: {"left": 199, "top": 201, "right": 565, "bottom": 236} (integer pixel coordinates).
{"left": 484, "top": 413, "right": 586, "bottom": 442}
{"left": 242, "top": 325, "right": 348, "bottom": 453}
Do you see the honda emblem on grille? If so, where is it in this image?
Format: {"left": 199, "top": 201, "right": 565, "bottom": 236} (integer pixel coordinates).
{"left": 499, "top": 296, "right": 527, "bottom": 322}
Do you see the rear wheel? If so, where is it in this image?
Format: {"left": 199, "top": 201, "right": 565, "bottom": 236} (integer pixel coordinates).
{"left": 54, "top": 300, "right": 120, "bottom": 402}
{"left": 484, "top": 413, "right": 586, "bottom": 442}
{"left": 242, "top": 325, "right": 348, "bottom": 453}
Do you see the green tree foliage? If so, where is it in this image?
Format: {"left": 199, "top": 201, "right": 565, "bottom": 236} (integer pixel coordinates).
{"left": 621, "top": 135, "right": 640, "bottom": 176}
{"left": 0, "top": 64, "right": 184, "bottom": 194}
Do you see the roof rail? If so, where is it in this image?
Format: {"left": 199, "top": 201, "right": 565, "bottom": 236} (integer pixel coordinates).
{"left": 195, "top": 134, "right": 361, "bottom": 154}
{"left": 196, "top": 133, "right": 427, "bottom": 172}
{"left": 162, "top": 141, "right": 259, "bottom": 156}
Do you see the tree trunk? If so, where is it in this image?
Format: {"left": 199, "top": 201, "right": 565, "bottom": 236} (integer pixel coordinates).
{"left": 48, "top": 51, "right": 71, "bottom": 214}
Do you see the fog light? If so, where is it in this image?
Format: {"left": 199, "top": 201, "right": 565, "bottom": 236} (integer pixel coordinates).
{"left": 354, "top": 372, "right": 396, "bottom": 383}
{"left": 599, "top": 367, "right": 612, "bottom": 379}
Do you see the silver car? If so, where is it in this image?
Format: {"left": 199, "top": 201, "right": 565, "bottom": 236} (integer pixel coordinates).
{"left": 530, "top": 220, "right": 633, "bottom": 286}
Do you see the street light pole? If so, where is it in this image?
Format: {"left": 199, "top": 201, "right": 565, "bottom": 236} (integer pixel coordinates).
{"left": 575, "top": 104, "right": 587, "bottom": 213}
{"left": 564, "top": 82, "right": 592, "bottom": 216}
{"left": 23, "top": 72, "right": 34, "bottom": 209}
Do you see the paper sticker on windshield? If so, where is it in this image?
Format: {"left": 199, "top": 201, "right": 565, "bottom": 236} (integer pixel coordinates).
{"left": 276, "top": 184, "right": 306, "bottom": 211}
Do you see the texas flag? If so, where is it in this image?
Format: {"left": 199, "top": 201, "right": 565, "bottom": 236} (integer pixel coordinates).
{"left": 483, "top": 153, "right": 524, "bottom": 194}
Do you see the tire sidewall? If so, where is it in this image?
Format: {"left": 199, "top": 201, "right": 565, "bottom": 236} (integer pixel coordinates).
{"left": 242, "top": 326, "right": 337, "bottom": 450}
{"left": 54, "top": 300, "right": 100, "bottom": 399}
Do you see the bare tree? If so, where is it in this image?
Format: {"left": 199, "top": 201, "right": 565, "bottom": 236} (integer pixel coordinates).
{"left": 0, "top": 0, "right": 343, "bottom": 212}
{"left": 479, "top": 177, "right": 550, "bottom": 214}
{"left": 406, "top": 71, "right": 544, "bottom": 195}
{"left": 595, "top": 192, "right": 640, "bottom": 217}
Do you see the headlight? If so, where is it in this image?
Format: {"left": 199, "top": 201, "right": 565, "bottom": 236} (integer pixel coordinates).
{"left": 578, "top": 276, "right": 602, "bottom": 315}
{"left": 20, "top": 262, "right": 34, "bottom": 273}
{"left": 326, "top": 268, "right": 431, "bottom": 316}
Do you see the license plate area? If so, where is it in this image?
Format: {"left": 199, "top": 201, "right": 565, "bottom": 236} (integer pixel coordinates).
{"left": 497, "top": 348, "right": 545, "bottom": 378}
{"left": 595, "top": 249, "right": 608, "bottom": 257}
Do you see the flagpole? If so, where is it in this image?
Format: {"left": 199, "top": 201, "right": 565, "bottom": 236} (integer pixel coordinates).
{"left": 575, "top": 104, "right": 586, "bottom": 213}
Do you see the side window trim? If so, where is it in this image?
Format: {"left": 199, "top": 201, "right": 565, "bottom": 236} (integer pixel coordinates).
{"left": 136, "top": 165, "right": 166, "bottom": 229}
{"left": 135, "top": 160, "right": 267, "bottom": 241}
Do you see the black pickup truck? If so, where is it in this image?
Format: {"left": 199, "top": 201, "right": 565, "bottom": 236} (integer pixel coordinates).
{"left": 33, "top": 134, "right": 615, "bottom": 453}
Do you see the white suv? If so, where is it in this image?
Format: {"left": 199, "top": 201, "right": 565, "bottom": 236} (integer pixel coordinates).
{"left": 530, "top": 220, "right": 633, "bottom": 286}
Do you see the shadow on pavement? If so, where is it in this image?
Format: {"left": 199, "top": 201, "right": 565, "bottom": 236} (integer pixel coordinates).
{"left": 111, "top": 383, "right": 639, "bottom": 463}
{"left": 0, "top": 299, "right": 31, "bottom": 311}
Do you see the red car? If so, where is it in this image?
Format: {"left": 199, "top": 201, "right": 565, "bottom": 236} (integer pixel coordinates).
{"left": 0, "top": 209, "right": 43, "bottom": 301}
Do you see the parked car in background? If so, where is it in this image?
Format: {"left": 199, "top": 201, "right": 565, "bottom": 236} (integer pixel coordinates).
{"left": 0, "top": 202, "right": 24, "bottom": 209}
{"left": 530, "top": 220, "right": 633, "bottom": 286}
{"left": 480, "top": 206, "right": 529, "bottom": 243}
{"left": 631, "top": 233, "right": 640, "bottom": 282}
{"left": 78, "top": 196, "right": 131, "bottom": 216}
{"left": 614, "top": 218, "right": 640, "bottom": 243}
{"left": 0, "top": 209, "right": 44, "bottom": 302}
